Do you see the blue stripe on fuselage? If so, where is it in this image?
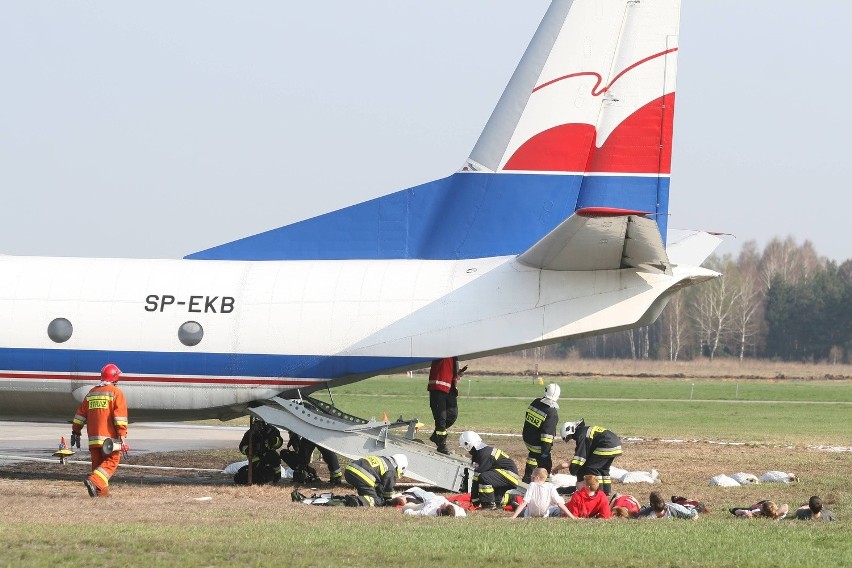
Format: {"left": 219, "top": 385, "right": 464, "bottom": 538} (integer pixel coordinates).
{"left": 186, "top": 173, "right": 669, "bottom": 261}
{"left": 0, "top": 347, "right": 430, "bottom": 380}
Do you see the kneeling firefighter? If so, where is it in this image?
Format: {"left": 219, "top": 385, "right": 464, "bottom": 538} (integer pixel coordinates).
{"left": 234, "top": 419, "right": 283, "bottom": 485}
{"left": 280, "top": 432, "right": 343, "bottom": 485}
{"left": 343, "top": 454, "right": 408, "bottom": 506}
{"left": 460, "top": 431, "right": 519, "bottom": 510}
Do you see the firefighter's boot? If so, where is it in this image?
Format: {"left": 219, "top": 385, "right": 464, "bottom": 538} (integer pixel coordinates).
{"left": 523, "top": 460, "right": 536, "bottom": 484}
{"left": 435, "top": 433, "right": 451, "bottom": 455}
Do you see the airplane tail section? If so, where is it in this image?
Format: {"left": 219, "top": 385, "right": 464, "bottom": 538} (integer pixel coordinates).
{"left": 187, "top": 0, "right": 681, "bottom": 262}
{"left": 517, "top": 209, "right": 669, "bottom": 273}
{"left": 468, "top": 0, "right": 679, "bottom": 177}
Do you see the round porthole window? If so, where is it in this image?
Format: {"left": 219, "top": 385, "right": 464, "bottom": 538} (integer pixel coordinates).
{"left": 178, "top": 321, "right": 204, "bottom": 347}
{"left": 47, "top": 318, "right": 73, "bottom": 343}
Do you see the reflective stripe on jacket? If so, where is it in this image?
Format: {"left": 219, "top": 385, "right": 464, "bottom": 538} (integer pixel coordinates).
{"left": 71, "top": 383, "right": 128, "bottom": 446}
{"left": 522, "top": 397, "right": 559, "bottom": 453}
{"left": 427, "top": 357, "right": 459, "bottom": 394}
{"left": 569, "top": 425, "right": 622, "bottom": 473}
{"left": 345, "top": 456, "right": 398, "bottom": 498}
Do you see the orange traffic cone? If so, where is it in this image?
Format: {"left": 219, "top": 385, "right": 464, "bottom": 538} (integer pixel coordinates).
{"left": 54, "top": 436, "right": 75, "bottom": 464}
{"left": 381, "top": 412, "right": 388, "bottom": 423}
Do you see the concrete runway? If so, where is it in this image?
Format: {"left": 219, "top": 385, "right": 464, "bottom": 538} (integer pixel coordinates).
{"left": 0, "top": 421, "right": 244, "bottom": 462}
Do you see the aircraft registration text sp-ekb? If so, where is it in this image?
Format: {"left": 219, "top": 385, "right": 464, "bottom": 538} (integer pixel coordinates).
{"left": 144, "top": 295, "right": 236, "bottom": 313}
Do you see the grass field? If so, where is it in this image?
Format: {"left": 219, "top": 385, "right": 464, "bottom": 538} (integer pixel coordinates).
{"left": 313, "top": 375, "right": 852, "bottom": 445}
{"left": 1, "top": 368, "right": 850, "bottom": 567}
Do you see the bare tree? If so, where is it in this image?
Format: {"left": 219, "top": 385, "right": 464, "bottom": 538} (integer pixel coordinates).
{"left": 690, "top": 256, "right": 739, "bottom": 360}
{"left": 759, "top": 236, "right": 824, "bottom": 289}
{"left": 627, "top": 329, "right": 637, "bottom": 359}
{"left": 730, "top": 269, "right": 763, "bottom": 360}
{"left": 728, "top": 242, "right": 766, "bottom": 360}
{"left": 662, "top": 293, "right": 689, "bottom": 361}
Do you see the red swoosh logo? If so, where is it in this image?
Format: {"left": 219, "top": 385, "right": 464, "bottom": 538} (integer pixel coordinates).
{"left": 505, "top": 49, "right": 678, "bottom": 174}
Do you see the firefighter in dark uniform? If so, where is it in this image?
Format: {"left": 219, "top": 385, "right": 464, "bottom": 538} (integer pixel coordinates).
{"left": 521, "top": 383, "right": 561, "bottom": 482}
{"left": 234, "top": 419, "right": 283, "bottom": 485}
{"left": 559, "top": 419, "right": 622, "bottom": 495}
{"left": 283, "top": 432, "right": 344, "bottom": 485}
{"left": 343, "top": 454, "right": 408, "bottom": 507}
{"left": 459, "top": 431, "right": 520, "bottom": 510}
{"left": 427, "top": 357, "right": 466, "bottom": 454}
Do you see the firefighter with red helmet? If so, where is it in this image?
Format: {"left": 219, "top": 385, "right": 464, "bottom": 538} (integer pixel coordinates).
{"left": 71, "top": 363, "right": 128, "bottom": 498}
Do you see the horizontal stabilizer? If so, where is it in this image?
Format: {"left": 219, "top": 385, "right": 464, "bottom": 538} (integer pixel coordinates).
{"left": 665, "top": 230, "right": 723, "bottom": 266}
{"left": 517, "top": 209, "right": 669, "bottom": 272}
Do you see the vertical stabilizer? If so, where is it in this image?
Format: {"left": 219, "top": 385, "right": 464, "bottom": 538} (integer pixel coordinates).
{"left": 188, "top": 0, "right": 682, "bottom": 262}
{"left": 466, "top": 0, "right": 680, "bottom": 240}
{"left": 467, "top": 0, "right": 680, "bottom": 176}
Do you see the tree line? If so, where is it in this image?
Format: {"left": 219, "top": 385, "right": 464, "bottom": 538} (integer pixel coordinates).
{"left": 543, "top": 237, "right": 852, "bottom": 363}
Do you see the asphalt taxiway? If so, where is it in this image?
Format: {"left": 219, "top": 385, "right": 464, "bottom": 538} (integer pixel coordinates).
{"left": 0, "top": 421, "right": 243, "bottom": 463}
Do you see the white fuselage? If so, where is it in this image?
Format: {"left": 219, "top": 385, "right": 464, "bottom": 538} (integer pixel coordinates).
{"left": 0, "top": 254, "right": 714, "bottom": 421}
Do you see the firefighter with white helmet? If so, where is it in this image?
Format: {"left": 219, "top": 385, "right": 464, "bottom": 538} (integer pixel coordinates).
{"left": 459, "top": 431, "right": 519, "bottom": 510}
{"left": 343, "top": 454, "right": 407, "bottom": 506}
{"left": 70, "top": 363, "right": 128, "bottom": 498}
{"left": 521, "top": 382, "right": 561, "bottom": 482}
{"left": 557, "top": 418, "right": 622, "bottom": 495}
{"left": 561, "top": 419, "right": 582, "bottom": 441}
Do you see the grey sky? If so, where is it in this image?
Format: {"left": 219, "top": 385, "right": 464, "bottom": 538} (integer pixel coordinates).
{"left": 1, "top": 1, "right": 849, "bottom": 263}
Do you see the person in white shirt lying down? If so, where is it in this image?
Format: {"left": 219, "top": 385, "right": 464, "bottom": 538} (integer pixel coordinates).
{"left": 401, "top": 487, "right": 467, "bottom": 517}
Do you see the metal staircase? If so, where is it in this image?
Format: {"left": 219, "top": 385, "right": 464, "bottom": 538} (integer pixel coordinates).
{"left": 248, "top": 395, "right": 470, "bottom": 491}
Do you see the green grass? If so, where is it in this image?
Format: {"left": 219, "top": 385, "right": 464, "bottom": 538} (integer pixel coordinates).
{"left": 2, "top": 374, "right": 850, "bottom": 568}
{"left": 330, "top": 374, "right": 852, "bottom": 402}
{"left": 312, "top": 375, "right": 852, "bottom": 445}
{"left": 4, "top": 512, "right": 851, "bottom": 568}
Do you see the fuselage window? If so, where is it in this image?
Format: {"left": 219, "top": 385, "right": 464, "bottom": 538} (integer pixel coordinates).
{"left": 47, "top": 318, "right": 73, "bottom": 343}
{"left": 178, "top": 321, "right": 204, "bottom": 347}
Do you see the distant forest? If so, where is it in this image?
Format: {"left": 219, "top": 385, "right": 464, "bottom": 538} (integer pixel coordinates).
{"left": 540, "top": 237, "right": 852, "bottom": 364}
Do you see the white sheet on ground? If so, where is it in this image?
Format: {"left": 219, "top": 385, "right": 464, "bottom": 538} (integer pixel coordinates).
{"left": 759, "top": 471, "right": 797, "bottom": 483}
{"left": 709, "top": 474, "right": 741, "bottom": 487}
{"left": 731, "top": 472, "right": 759, "bottom": 485}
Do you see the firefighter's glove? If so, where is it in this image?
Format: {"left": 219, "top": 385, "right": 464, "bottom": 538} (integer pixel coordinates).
{"left": 70, "top": 432, "right": 81, "bottom": 448}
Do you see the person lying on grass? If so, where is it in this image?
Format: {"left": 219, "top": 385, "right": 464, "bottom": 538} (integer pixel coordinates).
{"left": 610, "top": 493, "right": 641, "bottom": 519}
{"left": 400, "top": 487, "right": 467, "bottom": 517}
{"left": 793, "top": 496, "right": 836, "bottom": 521}
{"left": 636, "top": 491, "right": 699, "bottom": 520}
{"left": 730, "top": 500, "right": 789, "bottom": 520}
